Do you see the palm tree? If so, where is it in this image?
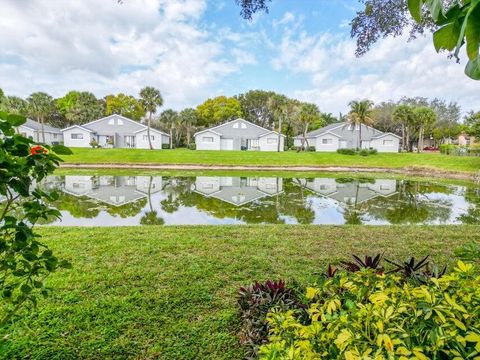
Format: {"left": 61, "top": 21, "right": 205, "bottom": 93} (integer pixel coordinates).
{"left": 140, "top": 176, "right": 164, "bottom": 225}
{"left": 139, "top": 86, "right": 163, "bottom": 150}
{"left": 413, "top": 107, "right": 437, "bottom": 152}
{"left": 27, "top": 92, "right": 54, "bottom": 143}
{"left": 392, "top": 104, "right": 415, "bottom": 151}
{"left": 160, "top": 109, "right": 179, "bottom": 149}
{"left": 267, "top": 95, "right": 287, "bottom": 152}
{"left": 295, "top": 103, "right": 320, "bottom": 151}
{"left": 347, "top": 100, "right": 374, "bottom": 149}
{"left": 179, "top": 108, "right": 197, "bottom": 146}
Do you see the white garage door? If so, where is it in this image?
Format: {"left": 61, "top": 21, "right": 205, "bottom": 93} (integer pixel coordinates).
{"left": 220, "top": 138, "right": 233, "bottom": 150}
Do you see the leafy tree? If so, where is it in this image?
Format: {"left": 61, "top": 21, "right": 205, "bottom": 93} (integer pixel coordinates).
{"left": 0, "top": 112, "right": 71, "bottom": 325}
{"left": 347, "top": 99, "right": 375, "bottom": 148}
{"left": 413, "top": 106, "right": 437, "bottom": 151}
{"left": 2, "top": 96, "right": 28, "bottom": 116}
{"left": 195, "top": 96, "right": 242, "bottom": 126}
{"left": 139, "top": 87, "right": 163, "bottom": 150}
{"left": 465, "top": 110, "right": 480, "bottom": 138}
{"left": 178, "top": 108, "right": 197, "bottom": 146}
{"left": 236, "top": 90, "right": 281, "bottom": 128}
{"left": 393, "top": 104, "right": 415, "bottom": 151}
{"left": 295, "top": 103, "right": 321, "bottom": 151}
{"left": 27, "top": 92, "right": 55, "bottom": 143}
{"left": 319, "top": 112, "right": 339, "bottom": 127}
{"left": 56, "top": 91, "right": 104, "bottom": 126}
{"left": 105, "top": 93, "right": 145, "bottom": 121}
{"left": 267, "top": 94, "right": 289, "bottom": 152}
{"left": 279, "top": 99, "right": 301, "bottom": 149}
{"left": 159, "top": 109, "right": 179, "bottom": 149}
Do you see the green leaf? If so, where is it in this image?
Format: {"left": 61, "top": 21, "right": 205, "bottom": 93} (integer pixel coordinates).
{"left": 6, "top": 114, "right": 26, "bottom": 127}
{"left": 466, "top": 4, "right": 480, "bottom": 60}
{"left": 465, "top": 56, "right": 480, "bottom": 79}
{"left": 433, "top": 22, "right": 461, "bottom": 52}
{"left": 426, "top": 0, "right": 443, "bottom": 21}
{"left": 408, "top": 0, "right": 423, "bottom": 22}
{"left": 20, "top": 284, "right": 32, "bottom": 294}
{"left": 51, "top": 144, "right": 73, "bottom": 155}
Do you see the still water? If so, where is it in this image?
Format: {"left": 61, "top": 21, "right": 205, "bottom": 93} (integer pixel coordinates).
{"left": 38, "top": 174, "right": 480, "bottom": 226}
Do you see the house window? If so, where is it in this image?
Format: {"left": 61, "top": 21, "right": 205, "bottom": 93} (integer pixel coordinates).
{"left": 267, "top": 138, "right": 277, "bottom": 144}
{"left": 233, "top": 122, "right": 239, "bottom": 129}
{"left": 108, "top": 119, "right": 115, "bottom": 125}
{"left": 202, "top": 136, "right": 214, "bottom": 143}
{"left": 72, "top": 183, "right": 85, "bottom": 189}
{"left": 380, "top": 185, "right": 391, "bottom": 190}
{"left": 383, "top": 140, "right": 393, "bottom": 145}
{"left": 71, "top": 133, "right": 84, "bottom": 139}
{"left": 241, "top": 122, "right": 247, "bottom": 129}
{"left": 117, "top": 119, "right": 123, "bottom": 125}
{"left": 143, "top": 135, "right": 155, "bottom": 141}
{"left": 53, "top": 133, "right": 58, "bottom": 139}
{"left": 322, "top": 138, "right": 333, "bottom": 144}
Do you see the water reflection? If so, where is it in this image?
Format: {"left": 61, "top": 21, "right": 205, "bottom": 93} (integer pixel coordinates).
{"left": 37, "top": 175, "right": 479, "bottom": 226}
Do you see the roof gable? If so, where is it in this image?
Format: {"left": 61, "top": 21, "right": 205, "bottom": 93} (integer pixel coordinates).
{"left": 194, "top": 118, "right": 274, "bottom": 137}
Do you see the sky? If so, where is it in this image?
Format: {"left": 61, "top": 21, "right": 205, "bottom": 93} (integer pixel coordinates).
{"left": 0, "top": 0, "right": 478, "bottom": 115}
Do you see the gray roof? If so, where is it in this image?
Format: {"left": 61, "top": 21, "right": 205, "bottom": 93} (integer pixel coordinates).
{"left": 295, "top": 122, "right": 386, "bottom": 141}
{"left": 22, "top": 119, "right": 62, "bottom": 133}
{"left": 304, "top": 122, "right": 345, "bottom": 137}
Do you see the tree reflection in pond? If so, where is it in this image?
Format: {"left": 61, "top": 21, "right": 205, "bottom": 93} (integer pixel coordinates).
{"left": 37, "top": 174, "right": 480, "bottom": 226}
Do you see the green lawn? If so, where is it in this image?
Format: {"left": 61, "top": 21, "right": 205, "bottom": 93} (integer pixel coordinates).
{"left": 1, "top": 225, "right": 479, "bottom": 359}
{"left": 60, "top": 148, "right": 480, "bottom": 174}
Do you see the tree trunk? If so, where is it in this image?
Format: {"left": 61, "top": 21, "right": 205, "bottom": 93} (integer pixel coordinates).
{"left": 187, "top": 129, "right": 191, "bottom": 146}
{"left": 41, "top": 117, "right": 46, "bottom": 144}
{"left": 406, "top": 127, "right": 411, "bottom": 152}
{"left": 147, "top": 112, "right": 153, "bottom": 150}
{"left": 358, "top": 123, "right": 362, "bottom": 149}
{"left": 401, "top": 123, "right": 405, "bottom": 151}
{"left": 418, "top": 125, "right": 424, "bottom": 153}
{"left": 277, "top": 116, "right": 282, "bottom": 152}
{"left": 169, "top": 128, "right": 173, "bottom": 149}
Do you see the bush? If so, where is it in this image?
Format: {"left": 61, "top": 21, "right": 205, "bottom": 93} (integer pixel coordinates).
{"left": 238, "top": 280, "right": 304, "bottom": 359}
{"left": 337, "top": 148, "right": 356, "bottom": 155}
{"left": 187, "top": 143, "right": 196, "bottom": 150}
{"left": 259, "top": 261, "right": 480, "bottom": 360}
{"left": 161, "top": 143, "right": 170, "bottom": 149}
{"left": 440, "top": 144, "right": 460, "bottom": 155}
{"left": 358, "top": 148, "right": 370, "bottom": 156}
{"left": 306, "top": 146, "right": 316, "bottom": 152}
{"left": 469, "top": 143, "right": 480, "bottom": 156}
{"left": 368, "top": 148, "right": 378, "bottom": 155}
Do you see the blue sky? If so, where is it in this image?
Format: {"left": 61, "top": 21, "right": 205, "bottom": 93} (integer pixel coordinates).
{"left": 0, "top": 0, "right": 477, "bottom": 114}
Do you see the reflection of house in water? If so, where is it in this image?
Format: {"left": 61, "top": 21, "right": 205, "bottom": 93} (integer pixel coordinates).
{"left": 193, "top": 177, "right": 283, "bottom": 206}
{"left": 295, "top": 178, "right": 397, "bottom": 205}
{"left": 62, "top": 176, "right": 163, "bottom": 206}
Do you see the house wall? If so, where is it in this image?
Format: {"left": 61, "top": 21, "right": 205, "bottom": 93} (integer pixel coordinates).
{"left": 315, "top": 134, "right": 339, "bottom": 152}
{"left": 195, "top": 131, "right": 221, "bottom": 150}
{"left": 258, "top": 134, "right": 285, "bottom": 151}
{"left": 17, "top": 126, "right": 63, "bottom": 145}
{"left": 370, "top": 135, "right": 400, "bottom": 153}
{"left": 135, "top": 129, "right": 169, "bottom": 149}
{"left": 63, "top": 128, "right": 93, "bottom": 148}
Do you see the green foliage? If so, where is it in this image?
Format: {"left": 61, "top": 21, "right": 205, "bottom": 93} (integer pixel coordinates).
{"left": 408, "top": 0, "right": 480, "bottom": 80}
{"left": 337, "top": 148, "right": 357, "bottom": 155}
{"left": 440, "top": 143, "right": 461, "bottom": 154}
{"left": 260, "top": 260, "right": 480, "bottom": 359}
{"left": 454, "top": 241, "right": 480, "bottom": 262}
{"left": 105, "top": 93, "right": 145, "bottom": 121}
{"left": 0, "top": 112, "right": 70, "bottom": 326}
{"left": 56, "top": 91, "right": 104, "bottom": 126}
{"left": 195, "top": 96, "right": 243, "bottom": 126}
{"left": 238, "top": 280, "right": 304, "bottom": 359}
{"left": 336, "top": 148, "right": 378, "bottom": 156}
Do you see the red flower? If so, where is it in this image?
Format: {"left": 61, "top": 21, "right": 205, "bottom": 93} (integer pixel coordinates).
{"left": 30, "top": 145, "right": 47, "bottom": 155}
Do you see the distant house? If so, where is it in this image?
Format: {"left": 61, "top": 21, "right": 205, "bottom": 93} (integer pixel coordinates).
{"left": 457, "top": 132, "right": 475, "bottom": 146}
{"left": 17, "top": 119, "right": 63, "bottom": 145}
{"left": 294, "top": 122, "right": 400, "bottom": 153}
{"left": 194, "top": 118, "right": 285, "bottom": 151}
{"left": 61, "top": 114, "right": 170, "bottom": 149}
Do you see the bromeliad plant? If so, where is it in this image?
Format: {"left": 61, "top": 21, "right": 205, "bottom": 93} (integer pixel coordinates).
{"left": 340, "top": 253, "right": 384, "bottom": 273}
{"left": 260, "top": 261, "right": 480, "bottom": 359}
{"left": 0, "top": 112, "right": 72, "bottom": 326}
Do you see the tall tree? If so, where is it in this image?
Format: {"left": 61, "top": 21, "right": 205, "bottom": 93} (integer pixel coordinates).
{"left": 413, "top": 106, "right": 437, "bottom": 152}
{"left": 160, "top": 109, "right": 179, "bottom": 149}
{"left": 178, "top": 108, "right": 197, "bottom": 146}
{"left": 27, "top": 92, "right": 54, "bottom": 143}
{"left": 392, "top": 104, "right": 415, "bottom": 151}
{"left": 295, "top": 103, "right": 321, "bottom": 151}
{"left": 347, "top": 99, "right": 375, "bottom": 149}
{"left": 465, "top": 110, "right": 480, "bottom": 139}
{"left": 56, "top": 91, "right": 104, "bottom": 126}
{"left": 236, "top": 90, "right": 280, "bottom": 128}
{"left": 196, "top": 96, "right": 242, "bottom": 126}
{"left": 139, "top": 87, "right": 163, "bottom": 150}
{"left": 3, "top": 96, "right": 28, "bottom": 115}
{"left": 267, "top": 94, "right": 288, "bottom": 152}
{"left": 105, "top": 93, "right": 146, "bottom": 121}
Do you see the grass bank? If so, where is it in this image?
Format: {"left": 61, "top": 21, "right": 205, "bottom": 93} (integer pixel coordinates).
{"left": 1, "top": 225, "right": 479, "bottom": 359}
{"left": 60, "top": 148, "right": 480, "bottom": 175}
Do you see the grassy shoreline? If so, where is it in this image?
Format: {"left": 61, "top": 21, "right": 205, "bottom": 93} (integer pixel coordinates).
{"left": 2, "top": 225, "right": 479, "bottom": 359}
{"left": 60, "top": 148, "right": 480, "bottom": 174}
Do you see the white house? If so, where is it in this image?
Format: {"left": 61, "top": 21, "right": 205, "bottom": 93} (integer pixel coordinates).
{"left": 61, "top": 114, "right": 170, "bottom": 149}
{"left": 17, "top": 119, "right": 63, "bottom": 145}
{"left": 294, "top": 122, "right": 401, "bottom": 153}
{"left": 194, "top": 118, "right": 285, "bottom": 151}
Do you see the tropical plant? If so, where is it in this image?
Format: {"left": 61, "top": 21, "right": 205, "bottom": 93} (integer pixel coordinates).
{"left": 413, "top": 106, "right": 437, "bottom": 152}
{"left": 105, "top": 93, "right": 146, "bottom": 121}
{"left": 392, "top": 104, "right": 415, "bottom": 151}
{"left": 295, "top": 103, "right": 321, "bottom": 151}
{"left": 341, "top": 253, "right": 384, "bottom": 273}
{"left": 195, "top": 96, "right": 243, "bottom": 126}
{"left": 454, "top": 241, "right": 480, "bottom": 262}
{"left": 260, "top": 261, "right": 480, "bottom": 359}
{"left": 26, "top": 92, "right": 54, "bottom": 144}
{"left": 347, "top": 99, "right": 374, "bottom": 149}
{"left": 178, "top": 108, "right": 197, "bottom": 146}
{"left": 139, "top": 87, "right": 164, "bottom": 150}
{"left": 160, "top": 109, "right": 179, "bottom": 149}
{"left": 56, "top": 91, "right": 104, "bottom": 126}
{"left": 0, "top": 112, "right": 72, "bottom": 325}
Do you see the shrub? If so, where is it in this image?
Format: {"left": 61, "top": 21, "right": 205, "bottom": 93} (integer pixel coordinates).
{"left": 440, "top": 144, "right": 460, "bottom": 155}
{"left": 368, "top": 148, "right": 378, "bottom": 155}
{"left": 161, "top": 143, "right": 170, "bottom": 149}
{"left": 187, "top": 143, "right": 196, "bottom": 150}
{"left": 260, "top": 261, "right": 480, "bottom": 360}
{"left": 455, "top": 241, "right": 480, "bottom": 262}
{"left": 238, "top": 280, "right": 304, "bottom": 359}
{"left": 0, "top": 112, "right": 72, "bottom": 325}
{"left": 469, "top": 143, "right": 480, "bottom": 156}
{"left": 306, "top": 146, "right": 316, "bottom": 152}
{"left": 358, "top": 148, "right": 370, "bottom": 156}
{"left": 89, "top": 139, "right": 99, "bottom": 148}
{"left": 337, "top": 148, "right": 356, "bottom": 155}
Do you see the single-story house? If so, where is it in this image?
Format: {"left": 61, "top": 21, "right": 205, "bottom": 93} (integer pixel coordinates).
{"left": 294, "top": 122, "right": 401, "bottom": 152}
{"left": 194, "top": 118, "right": 285, "bottom": 151}
{"left": 17, "top": 119, "right": 63, "bottom": 145}
{"left": 61, "top": 114, "right": 170, "bottom": 149}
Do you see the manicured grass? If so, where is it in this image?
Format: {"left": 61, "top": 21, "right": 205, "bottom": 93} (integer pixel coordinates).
{"left": 1, "top": 225, "right": 479, "bottom": 359}
{"left": 60, "top": 148, "right": 480, "bottom": 174}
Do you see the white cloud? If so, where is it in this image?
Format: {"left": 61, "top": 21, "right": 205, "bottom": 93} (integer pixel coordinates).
{"left": 0, "top": 0, "right": 236, "bottom": 109}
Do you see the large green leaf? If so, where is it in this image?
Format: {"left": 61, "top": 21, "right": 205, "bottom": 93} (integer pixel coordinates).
{"left": 465, "top": 56, "right": 480, "bottom": 80}
{"left": 51, "top": 144, "right": 73, "bottom": 155}
{"left": 7, "top": 114, "right": 26, "bottom": 127}
{"left": 408, "top": 0, "right": 423, "bottom": 22}
{"left": 433, "top": 22, "right": 461, "bottom": 52}
{"left": 465, "top": 4, "right": 480, "bottom": 60}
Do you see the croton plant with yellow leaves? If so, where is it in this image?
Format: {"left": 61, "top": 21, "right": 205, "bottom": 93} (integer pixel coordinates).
{"left": 259, "top": 261, "right": 480, "bottom": 360}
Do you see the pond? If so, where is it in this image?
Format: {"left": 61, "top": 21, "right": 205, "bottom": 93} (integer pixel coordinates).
{"left": 36, "top": 173, "right": 480, "bottom": 226}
